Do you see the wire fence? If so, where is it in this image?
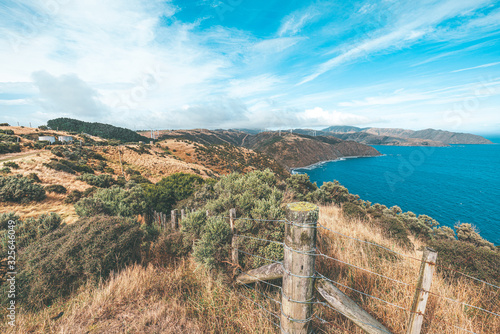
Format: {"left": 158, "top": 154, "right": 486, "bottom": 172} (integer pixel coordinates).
{"left": 155, "top": 208, "right": 498, "bottom": 333}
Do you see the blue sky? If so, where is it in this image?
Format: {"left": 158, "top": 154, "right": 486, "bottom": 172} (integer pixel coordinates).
{"left": 0, "top": 0, "right": 499, "bottom": 134}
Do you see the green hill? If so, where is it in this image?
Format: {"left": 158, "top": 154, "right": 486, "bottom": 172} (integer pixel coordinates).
{"left": 47, "top": 118, "right": 147, "bottom": 143}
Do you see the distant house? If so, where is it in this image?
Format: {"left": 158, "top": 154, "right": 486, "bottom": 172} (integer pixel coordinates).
{"left": 38, "top": 136, "right": 55, "bottom": 144}
{"left": 58, "top": 136, "right": 73, "bottom": 143}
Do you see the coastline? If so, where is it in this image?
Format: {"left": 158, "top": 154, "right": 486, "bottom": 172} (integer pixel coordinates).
{"left": 291, "top": 154, "right": 383, "bottom": 171}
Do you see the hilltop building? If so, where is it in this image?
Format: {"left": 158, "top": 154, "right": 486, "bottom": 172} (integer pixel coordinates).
{"left": 38, "top": 136, "right": 55, "bottom": 144}
{"left": 58, "top": 136, "right": 73, "bottom": 143}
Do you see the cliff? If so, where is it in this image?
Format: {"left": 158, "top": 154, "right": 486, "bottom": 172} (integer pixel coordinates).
{"left": 243, "top": 132, "right": 381, "bottom": 168}
{"left": 146, "top": 129, "right": 382, "bottom": 169}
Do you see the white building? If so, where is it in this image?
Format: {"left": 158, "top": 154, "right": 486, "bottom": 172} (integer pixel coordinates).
{"left": 38, "top": 136, "right": 55, "bottom": 144}
{"left": 58, "top": 136, "right": 73, "bottom": 143}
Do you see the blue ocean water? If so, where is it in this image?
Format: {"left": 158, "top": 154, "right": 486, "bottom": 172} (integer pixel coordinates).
{"left": 294, "top": 144, "right": 500, "bottom": 245}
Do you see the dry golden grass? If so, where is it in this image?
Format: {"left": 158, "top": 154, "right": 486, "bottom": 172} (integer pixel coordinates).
{"left": 0, "top": 150, "right": 88, "bottom": 223}
{"left": 1, "top": 198, "right": 498, "bottom": 333}
{"left": 98, "top": 145, "right": 214, "bottom": 183}
{"left": 3, "top": 259, "right": 279, "bottom": 334}
{"left": 314, "top": 205, "right": 499, "bottom": 334}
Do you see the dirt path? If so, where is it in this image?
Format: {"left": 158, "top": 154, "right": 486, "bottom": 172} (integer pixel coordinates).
{"left": 0, "top": 150, "right": 42, "bottom": 162}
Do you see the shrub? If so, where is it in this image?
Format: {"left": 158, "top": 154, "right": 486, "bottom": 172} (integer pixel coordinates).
{"left": 148, "top": 231, "right": 191, "bottom": 265}
{"left": 0, "top": 212, "right": 21, "bottom": 230}
{"left": 0, "top": 175, "right": 46, "bottom": 203}
{"left": 26, "top": 173, "right": 41, "bottom": 182}
{"left": 129, "top": 174, "right": 152, "bottom": 184}
{"left": 3, "top": 161, "right": 19, "bottom": 169}
{"left": 43, "top": 160, "right": 76, "bottom": 174}
{"left": 0, "top": 213, "right": 62, "bottom": 257}
{"left": 143, "top": 173, "right": 204, "bottom": 213}
{"left": 455, "top": 223, "right": 495, "bottom": 250}
{"left": 9, "top": 216, "right": 143, "bottom": 310}
{"left": 77, "top": 173, "right": 115, "bottom": 188}
{"left": 75, "top": 186, "right": 147, "bottom": 217}
{"left": 0, "top": 142, "right": 20, "bottom": 154}
{"left": 429, "top": 239, "right": 500, "bottom": 286}
{"left": 342, "top": 202, "right": 367, "bottom": 220}
{"left": 44, "top": 184, "right": 67, "bottom": 194}
{"left": 193, "top": 216, "right": 231, "bottom": 269}
{"left": 64, "top": 189, "right": 83, "bottom": 204}
{"left": 38, "top": 125, "right": 48, "bottom": 130}
{"left": 285, "top": 174, "right": 318, "bottom": 201}
{"left": 0, "top": 167, "right": 10, "bottom": 174}
{"left": 0, "top": 123, "right": 10, "bottom": 126}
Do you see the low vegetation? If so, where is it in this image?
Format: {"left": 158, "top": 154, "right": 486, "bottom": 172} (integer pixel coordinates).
{"left": 0, "top": 175, "right": 46, "bottom": 203}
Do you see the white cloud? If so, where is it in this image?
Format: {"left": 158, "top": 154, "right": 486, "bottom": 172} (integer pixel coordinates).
{"left": 299, "top": 107, "right": 373, "bottom": 126}
{"left": 451, "top": 62, "right": 500, "bottom": 73}
{"left": 31, "top": 71, "right": 109, "bottom": 119}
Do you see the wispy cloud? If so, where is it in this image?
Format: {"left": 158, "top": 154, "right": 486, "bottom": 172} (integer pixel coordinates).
{"left": 451, "top": 62, "right": 500, "bottom": 73}
{"left": 299, "top": 0, "right": 494, "bottom": 84}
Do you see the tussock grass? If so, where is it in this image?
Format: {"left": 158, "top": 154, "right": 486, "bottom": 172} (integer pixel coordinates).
{"left": 3, "top": 259, "right": 278, "bottom": 334}
{"left": 1, "top": 204, "right": 498, "bottom": 333}
{"left": 315, "top": 205, "right": 500, "bottom": 333}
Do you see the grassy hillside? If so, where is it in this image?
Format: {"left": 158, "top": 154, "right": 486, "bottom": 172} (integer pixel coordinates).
{"left": 47, "top": 118, "right": 147, "bottom": 143}
{"left": 1, "top": 127, "right": 498, "bottom": 334}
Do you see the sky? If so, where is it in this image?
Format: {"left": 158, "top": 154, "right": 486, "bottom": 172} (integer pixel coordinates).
{"left": 0, "top": 0, "right": 500, "bottom": 134}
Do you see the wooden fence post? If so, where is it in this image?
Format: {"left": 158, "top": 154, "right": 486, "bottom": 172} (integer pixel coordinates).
{"left": 181, "top": 209, "right": 186, "bottom": 221}
{"left": 171, "top": 209, "right": 178, "bottom": 230}
{"left": 406, "top": 247, "right": 438, "bottom": 334}
{"left": 281, "top": 202, "right": 319, "bottom": 334}
{"left": 230, "top": 208, "right": 238, "bottom": 265}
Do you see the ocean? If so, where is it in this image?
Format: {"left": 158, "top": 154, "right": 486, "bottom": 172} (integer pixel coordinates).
{"left": 294, "top": 143, "right": 500, "bottom": 245}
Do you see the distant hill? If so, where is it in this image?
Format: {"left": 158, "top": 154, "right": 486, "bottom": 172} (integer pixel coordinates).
{"left": 243, "top": 132, "right": 381, "bottom": 168}
{"left": 47, "top": 118, "right": 147, "bottom": 143}
{"left": 140, "top": 129, "right": 381, "bottom": 169}
{"left": 320, "top": 126, "right": 492, "bottom": 146}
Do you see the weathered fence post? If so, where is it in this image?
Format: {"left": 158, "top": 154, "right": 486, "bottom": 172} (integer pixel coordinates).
{"left": 406, "top": 247, "right": 438, "bottom": 334}
{"left": 230, "top": 208, "right": 238, "bottom": 265}
{"left": 171, "top": 209, "right": 178, "bottom": 230}
{"left": 281, "top": 202, "right": 318, "bottom": 334}
{"left": 181, "top": 209, "right": 186, "bottom": 221}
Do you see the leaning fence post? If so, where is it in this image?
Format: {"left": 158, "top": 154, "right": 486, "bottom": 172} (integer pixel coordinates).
{"left": 230, "top": 208, "right": 238, "bottom": 265}
{"left": 171, "top": 209, "right": 178, "bottom": 230}
{"left": 406, "top": 247, "right": 438, "bottom": 334}
{"left": 281, "top": 202, "right": 319, "bottom": 334}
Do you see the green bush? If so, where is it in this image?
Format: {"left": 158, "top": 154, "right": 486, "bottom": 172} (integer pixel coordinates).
{"left": 3, "top": 161, "right": 19, "bottom": 169}
{"left": 77, "top": 173, "right": 115, "bottom": 188}
{"left": 193, "top": 217, "right": 231, "bottom": 269}
{"left": 8, "top": 215, "right": 143, "bottom": 310}
{"left": 129, "top": 174, "right": 152, "bottom": 184}
{"left": 429, "top": 239, "right": 500, "bottom": 286}
{"left": 74, "top": 186, "right": 147, "bottom": 217}
{"left": 26, "top": 173, "right": 41, "bottom": 182}
{"left": 286, "top": 174, "right": 318, "bottom": 201}
{"left": 455, "top": 223, "right": 495, "bottom": 250}
{"left": 189, "top": 170, "right": 285, "bottom": 269}
{"left": 0, "top": 175, "right": 46, "bottom": 203}
{"left": 0, "top": 142, "right": 20, "bottom": 154}
{"left": 0, "top": 213, "right": 62, "bottom": 257}
{"left": 64, "top": 189, "right": 83, "bottom": 204}
{"left": 44, "top": 184, "right": 67, "bottom": 194}
{"left": 0, "top": 167, "right": 10, "bottom": 174}
{"left": 143, "top": 173, "right": 204, "bottom": 213}
{"left": 342, "top": 202, "right": 367, "bottom": 220}
{"left": 0, "top": 212, "right": 21, "bottom": 230}
{"left": 43, "top": 160, "right": 76, "bottom": 174}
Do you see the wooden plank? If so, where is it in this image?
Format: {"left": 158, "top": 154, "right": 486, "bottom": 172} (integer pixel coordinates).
{"left": 236, "top": 263, "right": 283, "bottom": 285}
{"left": 406, "top": 248, "right": 438, "bottom": 334}
{"left": 316, "top": 278, "right": 392, "bottom": 334}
